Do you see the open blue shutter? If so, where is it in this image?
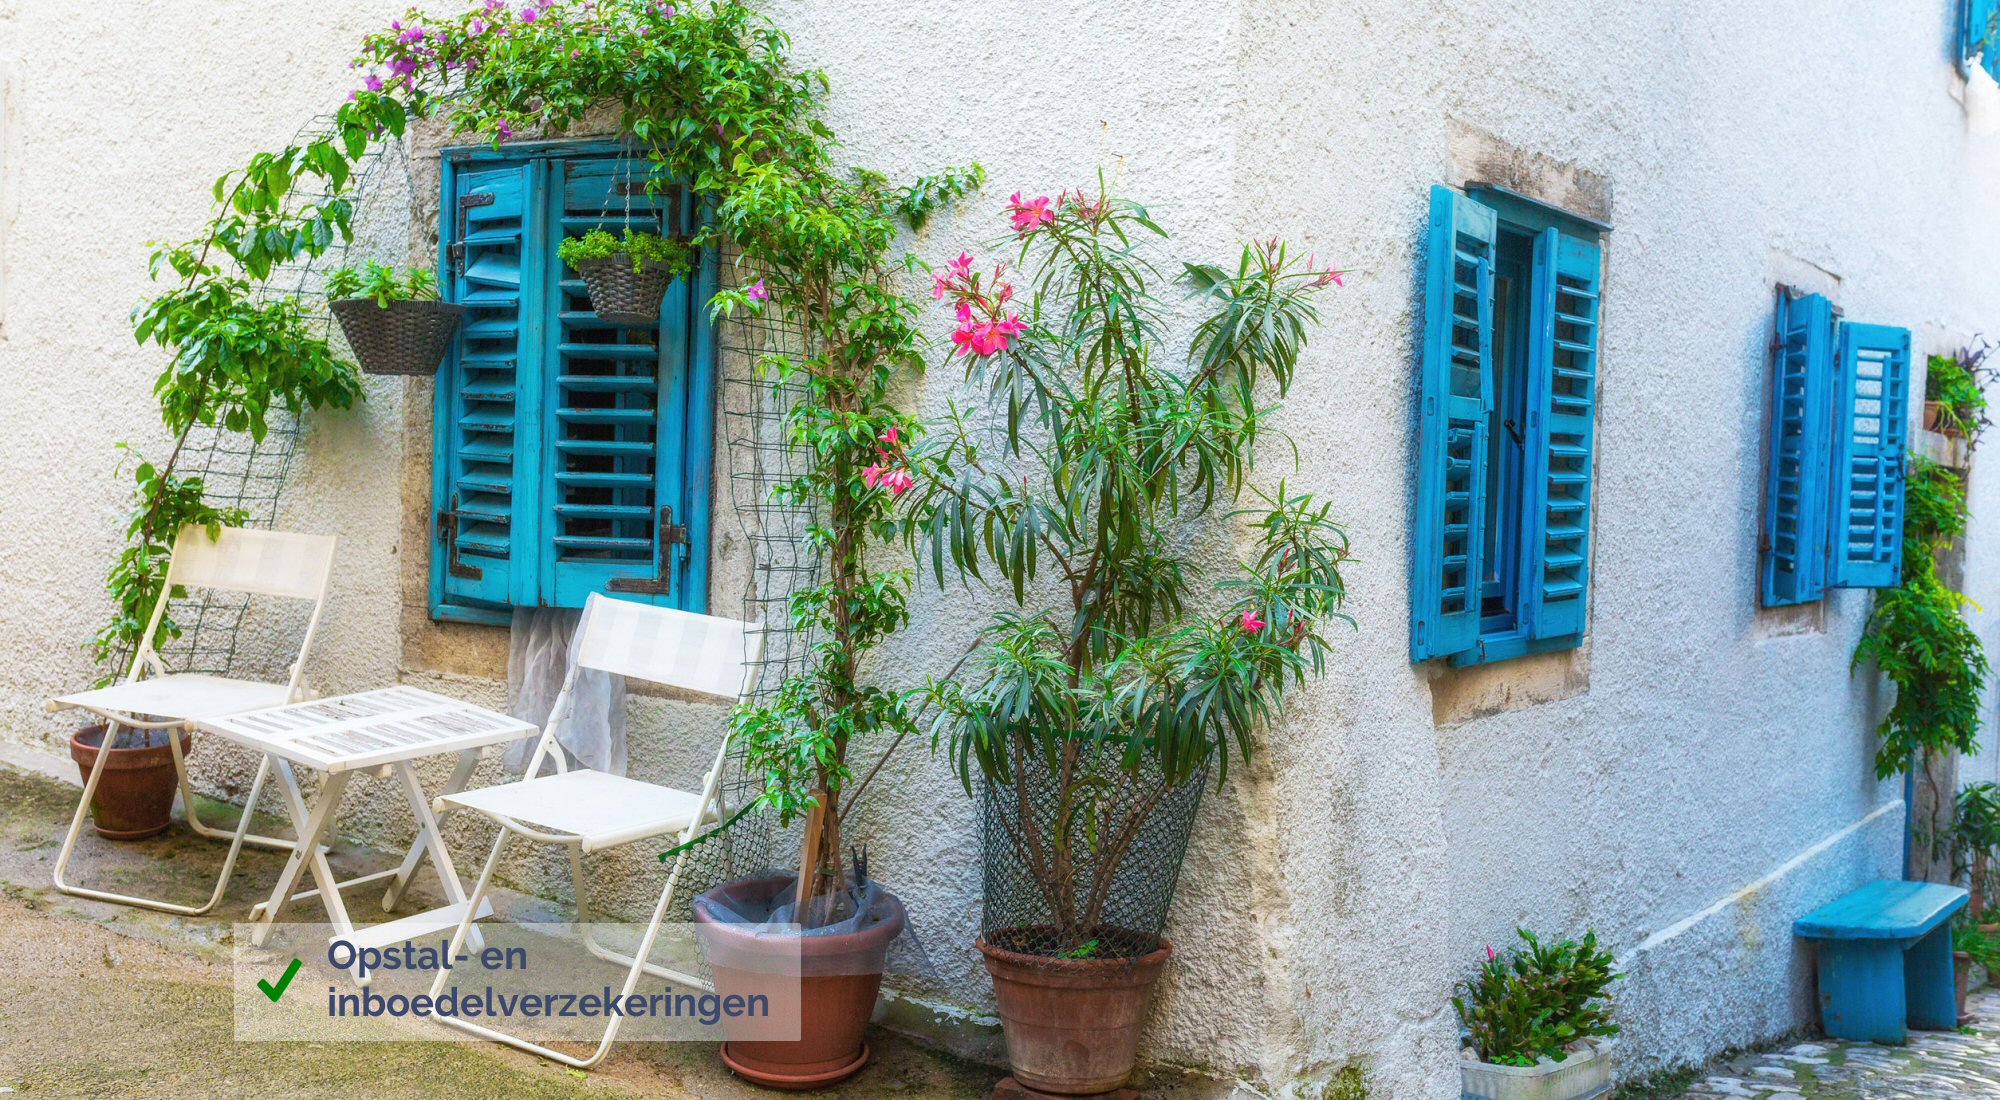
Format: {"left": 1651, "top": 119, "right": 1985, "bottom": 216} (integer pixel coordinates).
{"left": 1827, "top": 322, "right": 1912, "bottom": 589}
{"left": 1521, "top": 229, "right": 1601, "bottom": 642}
{"left": 1965, "top": 0, "right": 2000, "bottom": 75}
{"left": 1411, "top": 186, "right": 1496, "bottom": 662}
{"left": 435, "top": 162, "right": 542, "bottom": 614}
{"left": 542, "top": 156, "right": 698, "bottom": 609}
{"left": 1761, "top": 292, "right": 1834, "bottom": 606}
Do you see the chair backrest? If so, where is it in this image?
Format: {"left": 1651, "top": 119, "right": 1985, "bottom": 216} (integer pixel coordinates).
{"left": 574, "top": 593, "right": 764, "bottom": 701}
{"left": 167, "top": 526, "right": 337, "bottom": 601}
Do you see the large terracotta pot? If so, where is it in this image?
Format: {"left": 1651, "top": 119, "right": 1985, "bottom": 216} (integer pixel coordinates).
{"left": 1957, "top": 949, "right": 1974, "bottom": 1023}
{"left": 694, "top": 875, "right": 906, "bottom": 1090}
{"left": 978, "top": 934, "right": 1172, "bottom": 1097}
{"left": 67, "top": 724, "right": 190, "bottom": 840}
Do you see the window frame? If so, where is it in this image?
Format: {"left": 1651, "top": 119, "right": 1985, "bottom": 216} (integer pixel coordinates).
{"left": 428, "top": 138, "right": 719, "bottom": 625}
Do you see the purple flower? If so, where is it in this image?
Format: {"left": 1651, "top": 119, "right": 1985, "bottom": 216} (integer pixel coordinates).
{"left": 496, "top": 120, "right": 514, "bottom": 139}
{"left": 365, "top": 74, "right": 384, "bottom": 91}
{"left": 471, "top": 18, "right": 485, "bottom": 33}
{"left": 519, "top": 5, "right": 537, "bottom": 21}
{"left": 746, "top": 279, "right": 767, "bottom": 301}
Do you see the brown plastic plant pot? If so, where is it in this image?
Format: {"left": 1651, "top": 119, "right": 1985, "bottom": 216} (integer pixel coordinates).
{"left": 330, "top": 298, "right": 466, "bottom": 376}
{"left": 67, "top": 723, "right": 192, "bottom": 840}
{"left": 693, "top": 875, "right": 907, "bottom": 1091}
{"left": 978, "top": 933, "right": 1172, "bottom": 1097}
{"left": 574, "top": 255, "right": 676, "bottom": 326}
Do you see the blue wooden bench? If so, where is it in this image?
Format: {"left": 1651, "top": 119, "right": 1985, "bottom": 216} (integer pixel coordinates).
{"left": 1793, "top": 879, "right": 1968, "bottom": 1043}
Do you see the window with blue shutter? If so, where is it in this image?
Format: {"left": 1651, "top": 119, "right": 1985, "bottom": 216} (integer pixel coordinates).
{"left": 1410, "top": 184, "right": 1607, "bottom": 666}
{"left": 431, "top": 143, "right": 715, "bottom": 624}
{"left": 1964, "top": 0, "right": 2000, "bottom": 79}
{"left": 1758, "top": 289, "right": 1911, "bottom": 605}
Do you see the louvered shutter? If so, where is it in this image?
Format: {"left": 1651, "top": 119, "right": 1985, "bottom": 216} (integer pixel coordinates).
{"left": 1521, "top": 228, "right": 1601, "bottom": 642}
{"left": 435, "top": 162, "right": 541, "bottom": 612}
{"left": 542, "top": 156, "right": 696, "bottom": 609}
{"left": 1411, "top": 185, "right": 1496, "bottom": 662}
{"left": 1966, "top": 0, "right": 2000, "bottom": 73}
{"left": 1761, "top": 292, "right": 1834, "bottom": 606}
{"left": 1827, "top": 322, "right": 1912, "bottom": 589}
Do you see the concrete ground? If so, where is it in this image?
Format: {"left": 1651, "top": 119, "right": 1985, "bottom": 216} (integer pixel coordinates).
{"left": 0, "top": 760, "right": 1000, "bottom": 1100}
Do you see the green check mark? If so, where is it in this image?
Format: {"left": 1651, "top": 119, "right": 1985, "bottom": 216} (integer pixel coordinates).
{"left": 259, "top": 957, "right": 303, "bottom": 1003}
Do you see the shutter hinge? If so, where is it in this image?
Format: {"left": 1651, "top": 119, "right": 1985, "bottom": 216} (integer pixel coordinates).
{"left": 607, "top": 506, "right": 689, "bottom": 597}
{"left": 436, "top": 497, "right": 484, "bottom": 580}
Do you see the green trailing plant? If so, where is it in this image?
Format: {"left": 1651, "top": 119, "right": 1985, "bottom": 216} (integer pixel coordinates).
{"left": 324, "top": 261, "right": 440, "bottom": 306}
{"left": 556, "top": 227, "right": 691, "bottom": 276}
{"left": 909, "top": 184, "right": 1353, "bottom": 954}
{"left": 1926, "top": 343, "right": 1994, "bottom": 446}
{"left": 1954, "top": 922, "right": 2000, "bottom": 972}
{"left": 355, "top": 0, "right": 981, "bottom": 916}
{"left": 103, "top": 104, "right": 394, "bottom": 676}
{"left": 1854, "top": 457, "right": 1988, "bottom": 779}
{"left": 1453, "top": 929, "right": 1622, "bottom": 1068}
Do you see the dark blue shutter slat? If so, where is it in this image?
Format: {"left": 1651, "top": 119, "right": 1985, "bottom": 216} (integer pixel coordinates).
{"left": 1762, "top": 292, "right": 1833, "bottom": 606}
{"left": 1411, "top": 185, "right": 1496, "bottom": 662}
{"left": 436, "top": 163, "right": 537, "bottom": 614}
{"left": 1522, "top": 228, "right": 1601, "bottom": 642}
{"left": 1828, "top": 323, "right": 1912, "bottom": 590}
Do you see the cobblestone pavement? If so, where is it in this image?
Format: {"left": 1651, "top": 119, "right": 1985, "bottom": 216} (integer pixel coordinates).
{"left": 1681, "top": 987, "right": 2000, "bottom": 1098}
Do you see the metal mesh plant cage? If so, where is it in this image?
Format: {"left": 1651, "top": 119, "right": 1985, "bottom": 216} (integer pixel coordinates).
{"left": 979, "top": 743, "right": 1208, "bottom": 965}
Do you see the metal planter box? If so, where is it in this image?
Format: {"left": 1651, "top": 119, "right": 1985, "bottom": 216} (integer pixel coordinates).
{"left": 1459, "top": 1039, "right": 1614, "bottom": 1100}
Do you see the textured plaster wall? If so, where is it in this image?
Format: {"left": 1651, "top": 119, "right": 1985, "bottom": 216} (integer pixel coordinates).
{"left": 3, "top": 2, "right": 1999, "bottom": 1098}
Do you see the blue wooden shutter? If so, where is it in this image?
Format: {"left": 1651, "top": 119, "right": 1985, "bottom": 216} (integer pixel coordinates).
{"left": 1827, "top": 322, "right": 1912, "bottom": 589}
{"left": 1411, "top": 186, "right": 1496, "bottom": 662}
{"left": 1965, "top": 0, "right": 2000, "bottom": 74}
{"left": 542, "top": 156, "right": 701, "bottom": 609}
{"left": 434, "top": 161, "right": 543, "bottom": 615}
{"left": 1761, "top": 292, "right": 1833, "bottom": 606}
{"left": 1521, "top": 228, "right": 1601, "bottom": 642}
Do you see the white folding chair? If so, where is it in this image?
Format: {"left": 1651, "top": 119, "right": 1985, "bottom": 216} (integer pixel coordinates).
{"left": 47, "top": 525, "right": 337, "bottom": 915}
{"left": 425, "top": 592, "right": 763, "bottom": 1068}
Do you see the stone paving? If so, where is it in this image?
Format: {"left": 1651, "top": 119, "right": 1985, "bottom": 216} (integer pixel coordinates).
{"left": 1680, "top": 987, "right": 2000, "bottom": 1098}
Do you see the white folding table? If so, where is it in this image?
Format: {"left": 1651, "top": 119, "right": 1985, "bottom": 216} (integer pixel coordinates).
{"left": 195, "top": 686, "right": 533, "bottom": 964}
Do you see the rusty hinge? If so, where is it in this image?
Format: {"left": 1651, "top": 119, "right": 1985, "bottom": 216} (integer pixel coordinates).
{"left": 607, "top": 506, "right": 689, "bottom": 596}
{"left": 447, "top": 191, "right": 498, "bottom": 275}
{"left": 436, "top": 495, "right": 484, "bottom": 581}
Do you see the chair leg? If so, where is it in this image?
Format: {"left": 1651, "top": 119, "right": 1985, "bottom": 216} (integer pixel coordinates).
{"left": 425, "top": 837, "right": 699, "bottom": 1068}
{"left": 52, "top": 720, "right": 265, "bottom": 916}
{"left": 177, "top": 734, "right": 302, "bottom": 853}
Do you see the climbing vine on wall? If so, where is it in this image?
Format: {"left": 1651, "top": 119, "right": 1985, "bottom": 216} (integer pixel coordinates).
{"left": 120, "top": 0, "right": 978, "bottom": 913}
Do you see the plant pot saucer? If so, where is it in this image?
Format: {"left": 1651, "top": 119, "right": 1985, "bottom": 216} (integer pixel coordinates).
{"left": 720, "top": 1039, "right": 868, "bottom": 1091}
{"left": 994, "top": 1075, "right": 1139, "bottom": 1100}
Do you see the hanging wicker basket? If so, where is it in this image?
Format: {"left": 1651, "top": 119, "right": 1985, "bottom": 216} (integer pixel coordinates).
{"left": 330, "top": 298, "right": 466, "bottom": 377}
{"left": 575, "top": 255, "right": 676, "bottom": 326}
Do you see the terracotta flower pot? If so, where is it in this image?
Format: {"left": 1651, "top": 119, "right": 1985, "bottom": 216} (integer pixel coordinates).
{"left": 67, "top": 724, "right": 191, "bottom": 840}
{"left": 694, "top": 875, "right": 906, "bottom": 1091}
{"left": 978, "top": 933, "right": 1172, "bottom": 1097}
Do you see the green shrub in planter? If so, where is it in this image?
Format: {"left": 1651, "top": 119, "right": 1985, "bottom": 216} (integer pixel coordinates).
{"left": 1454, "top": 929, "right": 1621, "bottom": 1068}
{"left": 557, "top": 229, "right": 692, "bottom": 325}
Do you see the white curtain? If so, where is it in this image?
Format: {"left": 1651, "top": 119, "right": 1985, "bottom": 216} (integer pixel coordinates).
{"left": 503, "top": 605, "right": 628, "bottom": 776}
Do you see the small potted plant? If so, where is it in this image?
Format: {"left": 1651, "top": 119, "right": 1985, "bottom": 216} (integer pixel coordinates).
{"left": 1923, "top": 346, "right": 1992, "bottom": 442}
{"left": 557, "top": 228, "right": 691, "bottom": 326}
{"left": 67, "top": 723, "right": 192, "bottom": 840}
{"left": 1957, "top": 781, "right": 2000, "bottom": 931}
{"left": 1454, "top": 930, "right": 1621, "bottom": 1100}
{"left": 326, "top": 261, "right": 464, "bottom": 376}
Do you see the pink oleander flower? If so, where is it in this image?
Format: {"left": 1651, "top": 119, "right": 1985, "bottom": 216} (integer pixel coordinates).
{"left": 880, "top": 426, "right": 901, "bottom": 447}
{"left": 862, "top": 463, "right": 886, "bottom": 489}
{"left": 1240, "top": 609, "right": 1267, "bottom": 633}
{"left": 881, "top": 468, "right": 915, "bottom": 496}
{"left": 1485, "top": 945, "right": 1497, "bottom": 962}
{"left": 1007, "top": 192, "right": 1054, "bottom": 234}
{"left": 947, "top": 251, "right": 975, "bottom": 278}
{"left": 746, "top": 279, "right": 768, "bottom": 301}
{"left": 931, "top": 272, "right": 953, "bottom": 300}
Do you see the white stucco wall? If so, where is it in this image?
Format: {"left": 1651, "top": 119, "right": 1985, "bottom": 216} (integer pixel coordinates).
{"left": 3, "top": 2, "right": 1998, "bottom": 1097}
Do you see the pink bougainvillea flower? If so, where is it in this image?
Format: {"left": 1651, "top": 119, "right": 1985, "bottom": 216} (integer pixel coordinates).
{"left": 496, "top": 120, "right": 514, "bottom": 140}
{"left": 882, "top": 468, "right": 915, "bottom": 496}
{"left": 519, "top": 5, "right": 538, "bottom": 21}
{"left": 1240, "top": 609, "right": 1267, "bottom": 633}
{"left": 1007, "top": 192, "right": 1054, "bottom": 234}
{"left": 364, "top": 74, "right": 384, "bottom": 91}
{"left": 746, "top": 279, "right": 768, "bottom": 301}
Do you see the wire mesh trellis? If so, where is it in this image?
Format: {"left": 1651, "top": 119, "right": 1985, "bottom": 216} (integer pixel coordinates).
{"left": 979, "top": 747, "right": 1207, "bottom": 967}
{"left": 661, "top": 292, "right": 826, "bottom": 921}
{"left": 145, "top": 117, "right": 415, "bottom": 684}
